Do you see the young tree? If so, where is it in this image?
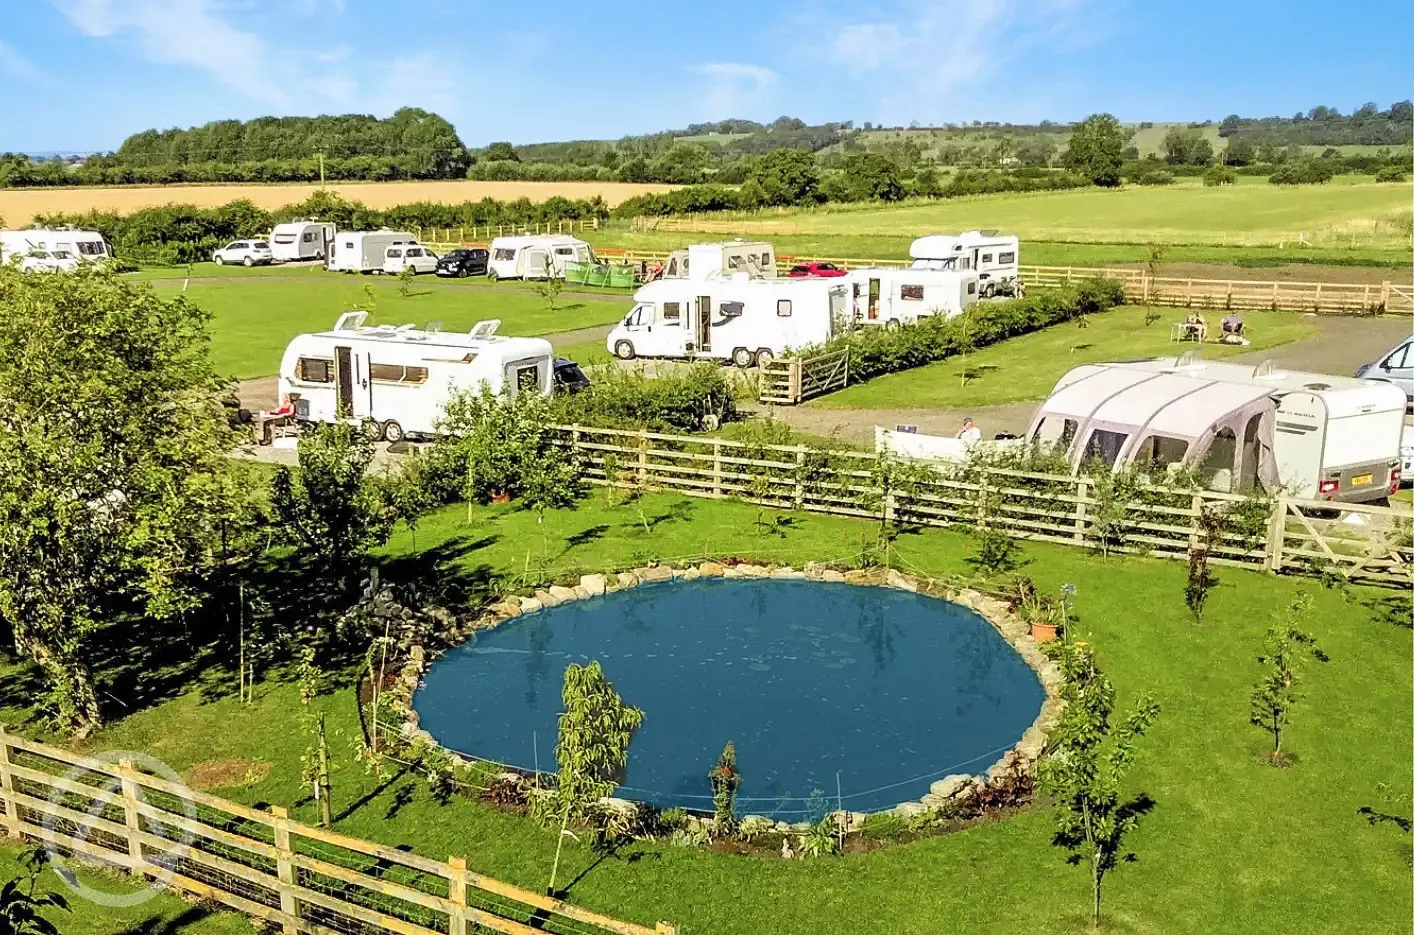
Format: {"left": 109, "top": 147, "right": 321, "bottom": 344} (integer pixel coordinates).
{"left": 1250, "top": 595, "right": 1327, "bottom": 762}
{"left": 0, "top": 848, "right": 68, "bottom": 935}
{"left": 553, "top": 660, "right": 644, "bottom": 817}
{"left": 0, "top": 267, "right": 253, "bottom": 734}
{"left": 1036, "top": 639, "right": 1161, "bottom": 928}
{"left": 520, "top": 442, "right": 584, "bottom": 556}
{"left": 1061, "top": 114, "right": 1125, "bottom": 186}
{"left": 1184, "top": 509, "right": 1224, "bottom": 623}
{"left": 709, "top": 741, "right": 741, "bottom": 836}
{"left": 531, "top": 255, "right": 564, "bottom": 312}
{"left": 271, "top": 420, "right": 395, "bottom": 590}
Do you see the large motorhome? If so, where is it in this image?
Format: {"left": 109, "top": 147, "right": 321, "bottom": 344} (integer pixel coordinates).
{"left": 270, "top": 221, "right": 336, "bottom": 262}
{"left": 277, "top": 314, "right": 554, "bottom": 442}
{"left": 486, "top": 235, "right": 594, "bottom": 280}
{"left": 910, "top": 231, "right": 1019, "bottom": 295}
{"left": 659, "top": 241, "right": 777, "bottom": 280}
{"left": 0, "top": 228, "right": 110, "bottom": 267}
{"left": 847, "top": 268, "right": 980, "bottom": 328}
{"left": 327, "top": 230, "right": 417, "bottom": 273}
{"left": 606, "top": 273, "right": 845, "bottom": 368}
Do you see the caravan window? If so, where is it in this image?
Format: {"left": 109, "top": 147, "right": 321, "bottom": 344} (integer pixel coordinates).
{"left": 967, "top": 281, "right": 977, "bottom": 294}
{"left": 1082, "top": 429, "right": 1129, "bottom": 468}
{"left": 661, "top": 302, "right": 681, "bottom": 324}
{"left": 297, "top": 357, "right": 333, "bottom": 383}
{"left": 273, "top": 233, "right": 297, "bottom": 244}
{"left": 719, "top": 301, "right": 744, "bottom": 319}
{"left": 777, "top": 300, "right": 792, "bottom": 317}
{"left": 900, "top": 284, "right": 924, "bottom": 301}
{"left": 981, "top": 253, "right": 994, "bottom": 264}
{"left": 998, "top": 251, "right": 1015, "bottom": 265}
{"left": 370, "top": 363, "right": 429, "bottom": 384}
{"left": 1133, "top": 435, "right": 1189, "bottom": 471}
{"left": 76, "top": 241, "right": 105, "bottom": 256}
{"left": 1031, "top": 416, "right": 1077, "bottom": 450}
{"left": 727, "top": 256, "right": 743, "bottom": 270}
{"left": 493, "top": 248, "right": 516, "bottom": 261}
{"left": 554, "top": 247, "right": 574, "bottom": 256}
{"left": 302, "top": 231, "right": 317, "bottom": 243}
{"left": 515, "top": 365, "right": 541, "bottom": 392}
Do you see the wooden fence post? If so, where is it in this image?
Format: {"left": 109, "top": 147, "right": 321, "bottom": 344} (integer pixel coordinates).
{"left": 1073, "top": 480, "right": 1088, "bottom": 542}
{"left": 1141, "top": 275, "right": 1151, "bottom": 305}
{"left": 636, "top": 434, "right": 648, "bottom": 487}
{"left": 1379, "top": 280, "right": 1390, "bottom": 312}
{"left": 789, "top": 360, "right": 802, "bottom": 405}
{"left": 448, "top": 856, "right": 469, "bottom": 935}
{"left": 1314, "top": 283, "right": 1323, "bottom": 313}
{"left": 117, "top": 759, "right": 144, "bottom": 869}
{"left": 1265, "top": 495, "right": 1287, "bottom": 572}
{"left": 712, "top": 441, "right": 724, "bottom": 498}
{"left": 0, "top": 726, "right": 21, "bottom": 840}
{"left": 794, "top": 446, "right": 806, "bottom": 509}
{"left": 270, "top": 806, "right": 299, "bottom": 935}
{"left": 1271, "top": 281, "right": 1279, "bottom": 311}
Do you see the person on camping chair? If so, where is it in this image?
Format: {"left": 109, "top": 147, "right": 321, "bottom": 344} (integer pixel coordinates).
{"left": 255, "top": 394, "right": 296, "bottom": 445}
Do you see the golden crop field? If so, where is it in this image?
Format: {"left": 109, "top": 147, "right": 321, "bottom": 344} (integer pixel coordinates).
{"left": 0, "top": 179, "right": 678, "bottom": 220}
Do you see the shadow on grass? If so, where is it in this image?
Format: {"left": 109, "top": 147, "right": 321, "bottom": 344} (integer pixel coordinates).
{"left": 114, "top": 905, "right": 219, "bottom": 935}
{"left": 1364, "top": 593, "right": 1412, "bottom": 630}
{"left": 646, "top": 500, "right": 697, "bottom": 531}
{"left": 334, "top": 764, "right": 412, "bottom": 824}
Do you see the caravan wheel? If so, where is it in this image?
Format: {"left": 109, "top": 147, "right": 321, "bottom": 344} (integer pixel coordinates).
{"left": 487, "top": 269, "right": 499, "bottom": 282}
{"left": 981, "top": 282, "right": 996, "bottom": 298}
{"left": 885, "top": 319, "right": 901, "bottom": 331}
{"left": 754, "top": 348, "right": 775, "bottom": 369}
{"left": 380, "top": 420, "right": 405, "bottom": 444}
{"left": 732, "top": 347, "right": 755, "bottom": 368}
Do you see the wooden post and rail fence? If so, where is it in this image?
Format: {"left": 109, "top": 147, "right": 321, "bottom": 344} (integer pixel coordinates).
{"left": 0, "top": 727, "right": 676, "bottom": 935}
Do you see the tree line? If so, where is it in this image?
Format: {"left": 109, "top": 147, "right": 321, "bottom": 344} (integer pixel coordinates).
{"left": 1219, "top": 101, "right": 1413, "bottom": 147}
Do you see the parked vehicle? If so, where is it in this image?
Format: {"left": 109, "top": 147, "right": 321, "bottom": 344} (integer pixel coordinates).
{"left": 910, "top": 231, "right": 1020, "bottom": 296}
{"left": 213, "top": 240, "right": 273, "bottom": 266}
{"left": 486, "top": 235, "right": 594, "bottom": 281}
{"left": 660, "top": 240, "right": 776, "bottom": 280}
{"left": 269, "top": 221, "right": 336, "bottom": 262}
{"left": 787, "top": 261, "right": 847, "bottom": 278}
{"left": 327, "top": 230, "right": 416, "bottom": 274}
{"left": 2, "top": 228, "right": 110, "bottom": 266}
{"left": 436, "top": 247, "right": 490, "bottom": 278}
{"left": 20, "top": 249, "right": 79, "bottom": 272}
{"left": 1354, "top": 336, "right": 1414, "bottom": 406}
{"left": 607, "top": 272, "right": 845, "bottom": 368}
{"left": 277, "top": 314, "right": 553, "bottom": 442}
{"left": 382, "top": 244, "right": 438, "bottom": 276}
{"left": 846, "top": 268, "right": 980, "bottom": 328}
{"left": 553, "top": 358, "right": 592, "bottom": 394}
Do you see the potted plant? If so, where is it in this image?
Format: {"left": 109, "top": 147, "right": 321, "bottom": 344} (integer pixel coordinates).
{"left": 1012, "top": 578, "right": 1059, "bottom": 643}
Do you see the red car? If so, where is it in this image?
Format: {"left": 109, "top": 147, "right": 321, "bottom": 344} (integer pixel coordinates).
{"left": 786, "top": 261, "right": 847, "bottom": 278}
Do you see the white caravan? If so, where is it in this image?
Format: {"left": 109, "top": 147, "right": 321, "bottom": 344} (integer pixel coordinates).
{"left": 660, "top": 240, "right": 777, "bottom": 280}
{"left": 1080, "top": 355, "right": 1406, "bottom": 502}
{"left": 607, "top": 273, "right": 845, "bottom": 368}
{"left": 847, "top": 268, "right": 980, "bottom": 328}
{"left": 276, "top": 314, "right": 554, "bottom": 443}
{"left": 270, "top": 221, "right": 336, "bottom": 262}
{"left": 327, "top": 230, "right": 417, "bottom": 273}
{"left": 910, "top": 231, "right": 1019, "bottom": 295}
{"left": 1, "top": 228, "right": 109, "bottom": 267}
{"left": 486, "top": 235, "right": 594, "bottom": 280}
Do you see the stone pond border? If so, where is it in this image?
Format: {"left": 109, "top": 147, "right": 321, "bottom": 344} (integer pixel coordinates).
{"left": 383, "top": 560, "right": 1065, "bottom": 833}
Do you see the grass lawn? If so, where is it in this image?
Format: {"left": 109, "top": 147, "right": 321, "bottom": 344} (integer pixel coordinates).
{"left": 0, "top": 491, "right": 1408, "bottom": 934}
{"left": 814, "top": 305, "right": 1317, "bottom": 410}
{"left": 143, "top": 275, "right": 629, "bottom": 378}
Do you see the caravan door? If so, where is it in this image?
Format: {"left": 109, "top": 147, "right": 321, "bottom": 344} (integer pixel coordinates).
{"left": 522, "top": 247, "right": 550, "bottom": 279}
{"left": 694, "top": 294, "right": 713, "bottom": 354}
{"left": 334, "top": 346, "right": 372, "bottom": 419}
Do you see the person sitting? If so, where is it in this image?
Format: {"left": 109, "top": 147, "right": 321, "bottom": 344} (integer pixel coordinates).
{"left": 1181, "top": 310, "right": 1207, "bottom": 342}
{"left": 956, "top": 417, "right": 982, "bottom": 444}
{"left": 255, "top": 394, "right": 296, "bottom": 445}
{"left": 1219, "top": 313, "right": 1249, "bottom": 345}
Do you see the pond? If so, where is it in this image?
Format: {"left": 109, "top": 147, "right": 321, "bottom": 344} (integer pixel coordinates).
{"left": 413, "top": 578, "right": 1045, "bottom": 816}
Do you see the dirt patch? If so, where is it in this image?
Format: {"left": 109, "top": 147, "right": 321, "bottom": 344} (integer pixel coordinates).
{"left": 185, "top": 758, "right": 271, "bottom": 791}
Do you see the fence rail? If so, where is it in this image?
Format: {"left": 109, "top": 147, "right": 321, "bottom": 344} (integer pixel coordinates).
{"left": 413, "top": 218, "right": 599, "bottom": 246}
{"left": 553, "top": 424, "right": 1412, "bottom": 588}
{"left": 0, "top": 728, "right": 675, "bottom": 935}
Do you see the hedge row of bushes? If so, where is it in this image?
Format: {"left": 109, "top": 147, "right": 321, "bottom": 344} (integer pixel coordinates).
{"left": 0, "top": 156, "right": 454, "bottom": 188}
{"left": 550, "top": 364, "right": 740, "bottom": 433}
{"left": 791, "top": 279, "right": 1126, "bottom": 384}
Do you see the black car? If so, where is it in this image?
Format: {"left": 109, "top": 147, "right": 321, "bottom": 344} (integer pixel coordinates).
{"left": 435, "top": 247, "right": 489, "bottom": 277}
{"left": 553, "top": 358, "right": 591, "bottom": 394}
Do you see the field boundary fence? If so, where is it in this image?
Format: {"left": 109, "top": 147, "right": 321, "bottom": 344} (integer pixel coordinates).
{"left": 413, "top": 217, "right": 599, "bottom": 246}
{"left": 552, "top": 423, "right": 1413, "bottom": 589}
{"left": 0, "top": 727, "right": 676, "bottom": 935}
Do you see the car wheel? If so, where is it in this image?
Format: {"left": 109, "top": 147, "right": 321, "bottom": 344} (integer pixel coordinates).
{"left": 214, "top": 255, "right": 224, "bottom": 265}
{"left": 732, "top": 347, "right": 755, "bottom": 368}
{"left": 614, "top": 340, "right": 636, "bottom": 361}
{"left": 754, "top": 348, "right": 775, "bottom": 369}
{"left": 381, "top": 420, "right": 405, "bottom": 444}
{"left": 242, "top": 256, "right": 254, "bottom": 267}
{"left": 982, "top": 282, "right": 995, "bottom": 298}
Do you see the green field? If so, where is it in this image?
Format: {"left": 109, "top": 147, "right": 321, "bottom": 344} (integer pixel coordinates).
{"left": 0, "top": 492, "right": 1408, "bottom": 934}
{"left": 815, "top": 305, "right": 1317, "bottom": 410}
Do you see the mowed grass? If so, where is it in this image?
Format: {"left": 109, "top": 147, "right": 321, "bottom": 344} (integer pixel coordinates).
{"left": 814, "top": 305, "right": 1317, "bottom": 410}
{"left": 143, "top": 274, "right": 629, "bottom": 378}
{"left": 0, "top": 492, "right": 1408, "bottom": 934}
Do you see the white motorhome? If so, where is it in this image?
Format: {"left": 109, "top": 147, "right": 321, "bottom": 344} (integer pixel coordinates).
{"left": 1, "top": 228, "right": 109, "bottom": 266}
{"left": 276, "top": 314, "right": 554, "bottom": 442}
{"left": 910, "top": 231, "right": 1019, "bottom": 295}
{"left": 659, "top": 240, "right": 777, "bottom": 280}
{"left": 327, "top": 230, "right": 416, "bottom": 273}
{"left": 270, "top": 221, "right": 336, "bottom": 262}
{"left": 1080, "top": 356, "right": 1406, "bottom": 502}
{"left": 847, "top": 268, "right": 980, "bottom": 328}
{"left": 606, "top": 273, "right": 845, "bottom": 368}
{"left": 486, "top": 235, "right": 594, "bottom": 280}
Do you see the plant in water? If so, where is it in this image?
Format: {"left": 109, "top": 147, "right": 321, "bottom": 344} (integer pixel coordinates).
{"left": 1250, "top": 594, "right": 1328, "bottom": 764}
{"left": 0, "top": 848, "right": 68, "bottom": 935}
{"left": 1036, "top": 638, "right": 1161, "bottom": 928}
{"left": 708, "top": 741, "right": 741, "bottom": 835}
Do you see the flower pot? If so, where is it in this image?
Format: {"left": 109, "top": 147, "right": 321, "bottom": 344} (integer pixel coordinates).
{"left": 1030, "top": 621, "right": 1058, "bottom": 643}
{"left": 491, "top": 491, "right": 510, "bottom": 504}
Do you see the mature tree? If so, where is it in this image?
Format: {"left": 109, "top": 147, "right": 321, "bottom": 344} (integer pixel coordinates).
{"left": 483, "top": 141, "right": 520, "bottom": 162}
{"left": 1036, "top": 639, "right": 1161, "bottom": 927}
{"left": 838, "top": 152, "right": 905, "bottom": 201}
{"left": 1250, "top": 595, "right": 1327, "bottom": 761}
{"left": 648, "top": 143, "right": 712, "bottom": 184}
{"left": 0, "top": 267, "right": 252, "bottom": 734}
{"left": 1223, "top": 137, "right": 1257, "bottom": 166}
{"left": 1061, "top": 114, "right": 1125, "bottom": 186}
{"left": 749, "top": 149, "right": 821, "bottom": 206}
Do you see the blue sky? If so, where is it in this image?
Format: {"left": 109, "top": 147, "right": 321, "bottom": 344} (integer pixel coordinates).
{"left": 1, "top": 0, "right": 1410, "bottom": 152}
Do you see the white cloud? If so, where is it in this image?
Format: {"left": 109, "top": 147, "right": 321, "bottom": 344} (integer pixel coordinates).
{"left": 691, "top": 62, "right": 779, "bottom": 118}
{"left": 0, "top": 38, "right": 40, "bottom": 79}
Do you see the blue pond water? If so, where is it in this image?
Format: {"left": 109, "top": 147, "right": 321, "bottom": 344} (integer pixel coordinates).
{"left": 414, "top": 578, "right": 1044, "bottom": 816}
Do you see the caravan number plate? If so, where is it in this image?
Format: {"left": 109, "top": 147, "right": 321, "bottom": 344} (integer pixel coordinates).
{"left": 1351, "top": 473, "right": 1373, "bottom": 486}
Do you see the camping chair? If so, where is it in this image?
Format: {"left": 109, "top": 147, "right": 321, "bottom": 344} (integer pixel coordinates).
{"left": 1170, "top": 320, "right": 1206, "bottom": 343}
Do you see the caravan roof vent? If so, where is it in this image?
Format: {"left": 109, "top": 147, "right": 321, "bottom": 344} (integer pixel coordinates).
{"left": 425, "top": 321, "right": 443, "bottom": 334}
{"left": 468, "top": 319, "right": 501, "bottom": 340}
{"left": 1252, "top": 360, "right": 1285, "bottom": 381}
{"left": 1303, "top": 382, "right": 1332, "bottom": 391}
{"left": 333, "top": 311, "right": 370, "bottom": 331}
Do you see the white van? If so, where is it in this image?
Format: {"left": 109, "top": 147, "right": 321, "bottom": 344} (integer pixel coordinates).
{"left": 847, "top": 268, "right": 980, "bottom": 328}
{"left": 487, "top": 235, "right": 594, "bottom": 281}
{"left": 382, "top": 244, "right": 438, "bottom": 276}
{"left": 1, "top": 228, "right": 109, "bottom": 267}
{"left": 327, "top": 230, "right": 417, "bottom": 273}
{"left": 277, "top": 314, "right": 554, "bottom": 442}
{"left": 270, "top": 221, "right": 336, "bottom": 262}
{"left": 910, "top": 231, "right": 1019, "bottom": 295}
{"left": 607, "top": 273, "right": 845, "bottom": 368}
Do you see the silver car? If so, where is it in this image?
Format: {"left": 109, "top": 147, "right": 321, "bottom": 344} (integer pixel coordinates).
{"left": 1355, "top": 337, "right": 1414, "bottom": 406}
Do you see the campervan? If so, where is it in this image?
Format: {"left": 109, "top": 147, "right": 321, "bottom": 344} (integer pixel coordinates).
{"left": 486, "top": 235, "right": 594, "bottom": 280}
{"left": 1077, "top": 356, "right": 1407, "bottom": 502}
{"left": 270, "top": 221, "right": 336, "bottom": 262}
{"left": 910, "top": 231, "right": 1019, "bottom": 295}
{"left": 326, "top": 230, "right": 416, "bottom": 273}
{"left": 659, "top": 240, "right": 777, "bottom": 280}
{"left": 276, "top": 314, "right": 554, "bottom": 443}
{"left": 847, "top": 268, "right": 980, "bottom": 328}
{"left": 606, "top": 273, "right": 845, "bottom": 368}
{"left": 1, "top": 228, "right": 109, "bottom": 267}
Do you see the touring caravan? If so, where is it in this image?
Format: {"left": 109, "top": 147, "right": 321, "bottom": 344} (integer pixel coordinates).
{"left": 847, "top": 268, "right": 980, "bottom": 328}
{"left": 276, "top": 314, "right": 554, "bottom": 442}
{"left": 1, "top": 228, "right": 109, "bottom": 267}
{"left": 327, "top": 230, "right": 416, "bottom": 273}
{"left": 659, "top": 240, "right": 777, "bottom": 280}
{"left": 606, "top": 273, "right": 845, "bottom": 368}
{"left": 910, "top": 231, "right": 1019, "bottom": 295}
{"left": 486, "top": 235, "right": 595, "bottom": 280}
{"left": 270, "top": 221, "right": 336, "bottom": 262}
